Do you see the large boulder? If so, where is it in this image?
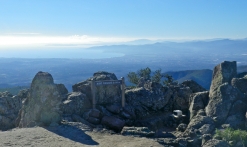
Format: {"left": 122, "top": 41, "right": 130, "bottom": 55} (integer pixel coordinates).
{"left": 0, "top": 91, "right": 22, "bottom": 130}
{"left": 170, "top": 86, "right": 192, "bottom": 113}
{"left": 17, "top": 71, "right": 68, "bottom": 127}
{"left": 205, "top": 83, "right": 244, "bottom": 125}
{"left": 61, "top": 92, "right": 91, "bottom": 116}
{"left": 101, "top": 116, "right": 125, "bottom": 132}
{"left": 182, "top": 80, "right": 206, "bottom": 93}
{"left": 231, "top": 76, "right": 247, "bottom": 94}
{"left": 183, "top": 109, "right": 215, "bottom": 137}
{"left": 189, "top": 91, "right": 209, "bottom": 119}
{"left": 72, "top": 71, "right": 122, "bottom": 106}
{"left": 209, "top": 61, "right": 237, "bottom": 98}
{"left": 224, "top": 100, "right": 247, "bottom": 129}
{"left": 125, "top": 86, "right": 172, "bottom": 119}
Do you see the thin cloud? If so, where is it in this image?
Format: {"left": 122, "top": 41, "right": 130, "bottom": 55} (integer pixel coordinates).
{"left": 5, "top": 33, "right": 40, "bottom": 35}
{"left": 0, "top": 35, "right": 139, "bottom": 48}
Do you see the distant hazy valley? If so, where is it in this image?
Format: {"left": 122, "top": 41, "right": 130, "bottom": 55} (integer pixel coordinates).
{"left": 1, "top": 39, "right": 247, "bottom": 92}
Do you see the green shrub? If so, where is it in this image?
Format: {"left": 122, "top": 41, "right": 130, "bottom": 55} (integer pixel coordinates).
{"left": 127, "top": 67, "right": 174, "bottom": 86}
{"left": 214, "top": 127, "right": 247, "bottom": 146}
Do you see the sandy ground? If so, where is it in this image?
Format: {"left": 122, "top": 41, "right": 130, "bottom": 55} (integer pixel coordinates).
{"left": 0, "top": 122, "right": 163, "bottom": 147}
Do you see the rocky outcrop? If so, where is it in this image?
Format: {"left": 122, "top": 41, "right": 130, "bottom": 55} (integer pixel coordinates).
{"left": 125, "top": 83, "right": 192, "bottom": 119}
{"left": 183, "top": 109, "right": 215, "bottom": 137}
{"left": 189, "top": 91, "right": 209, "bottom": 119}
{"left": 182, "top": 80, "right": 206, "bottom": 93}
{"left": 72, "top": 71, "right": 122, "bottom": 106}
{"left": 61, "top": 92, "right": 91, "bottom": 116}
{"left": 206, "top": 61, "right": 246, "bottom": 128}
{"left": 231, "top": 75, "right": 247, "bottom": 94}
{"left": 206, "top": 82, "right": 245, "bottom": 126}
{"left": 17, "top": 71, "right": 68, "bottom": 127}
{"left": 224, "top": 100, "right": 246, "bottom": 129}
{"left": 209, "top": 61, "right": 237, "bottom": 97}
{"left": 0, "top": 91, "right": 22, "bottom": 130}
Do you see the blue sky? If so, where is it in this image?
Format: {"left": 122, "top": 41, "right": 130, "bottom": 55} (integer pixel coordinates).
{"left": 0, "top": 0, "right": 247, "bottom": 47}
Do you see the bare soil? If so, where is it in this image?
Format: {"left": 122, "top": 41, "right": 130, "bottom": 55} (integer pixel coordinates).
{"left": 0, "top": 122, "right": 164, "bottom": 147}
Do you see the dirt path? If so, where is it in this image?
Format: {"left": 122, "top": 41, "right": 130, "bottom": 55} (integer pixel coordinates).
{"left": 0, "top": 122, "right": 163, "bottom": 147}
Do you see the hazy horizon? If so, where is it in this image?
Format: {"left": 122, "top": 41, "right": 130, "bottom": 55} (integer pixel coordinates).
{"left": 1, "top": 1, "right": 247, "bottom": 52}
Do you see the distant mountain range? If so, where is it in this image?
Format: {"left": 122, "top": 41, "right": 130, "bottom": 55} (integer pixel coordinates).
{"left": 164, "top": 65, "right": 247, "bottom": 90}
{"left": 164, "top": 69, "right": 213, "bottom": 89}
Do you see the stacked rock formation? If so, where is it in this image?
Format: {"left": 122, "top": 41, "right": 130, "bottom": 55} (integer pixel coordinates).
{"left": 206, "top": 61, "right": 246, "bottom": 129}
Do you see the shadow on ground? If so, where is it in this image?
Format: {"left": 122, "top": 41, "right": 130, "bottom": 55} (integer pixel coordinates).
{"left": 44, "top": 123, "right": 99, "bottom": 146}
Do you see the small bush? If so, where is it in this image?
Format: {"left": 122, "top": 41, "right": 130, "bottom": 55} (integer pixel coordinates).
{"left": 214, "top": 127, "right": 247, "bottom": 146}
{"left": 127, "top": 67, "right": 174, "bottom": 86}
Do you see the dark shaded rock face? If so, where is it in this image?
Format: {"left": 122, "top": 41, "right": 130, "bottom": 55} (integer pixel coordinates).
{"left": 231, "top": 76, "right": 247, "bottom": 94}
{"left": 224, "top": 100, "right": 247, "bottom": 129}
{"left": 61, "top": 92, "right": 91, "bottom": 116}
{"left": 182, "top": 80, "right": 206, "bottom": 93}
{"left": 125, "top": 86, "right": 169, "bottom": 118}
{"left": 17, "top": 71, "right": 68, "bottom": 127}
{"left": 209, "top": 61, "right": 237, "bottom": 97}
{"left": 72, "top": 71, "right": 121, "bottom": 106}
{"left": 183, "top": 109, "right": 214, "bottom": 137}
{"left": 101, "top": 116, "right": 125, "bottom": 132}
{"left": 189, "top": 91, "right": 209, "bottom": 120}
{"left": 0, "top": 91, "right": 22, "bottom": 130}
{"left": 125, "top": 84, "right": 192, "bottom": 119}
{"left": 17, "top": 89, "right": 29, "bottom": 101}
{"left": 202, "top": 139, "right": 230, "bottom": 147}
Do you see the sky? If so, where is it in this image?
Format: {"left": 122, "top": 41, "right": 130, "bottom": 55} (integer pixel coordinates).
{"left": 0, "top": 0, "right": 247, "bottom": 48}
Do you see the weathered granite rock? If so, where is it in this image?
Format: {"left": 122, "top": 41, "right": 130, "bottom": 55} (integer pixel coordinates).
{"left": 101, "top": 116, "right": 125, "bottom": 132}
{"left": 231, "top": 76, "right": 247, "bottom": 94}
{"left": 137, "top": 77, "right": 145, "bottom": 87}
{"left": 176, "top": 123, "right": 187, "bottom": 132}
{"left": 106, "top": 103, "right": 121, "bottom": 114}
{"left": 209, "top": 61, "right": 237, "bottom": 98}
{"left": 125, "top": 87, "right": 171, "bottom": 118}
{"left": 224, "top": 100, "right": 247, "bottom": 129}
{"left": 17, "top": 89, "right": 29, "bottom": 101}
{"left": 156, "top": 138, "right": 178, "bottom": 146}
{"left": 17, "top": 71, "right": 68, "bottom": 127}
{"left": 202, "top": 139, "right": 229, "bottom": 147}
{"left": 173, "top": 86, "right": 193, "bottom": 112}
{"left": 198, "top": 124, "right": 215, "bottom": 134}
{"left": 183, "top": 110, "right": 214, "bottom": 137}
{"left": 0, "top": 91, "right": 22, "bottom": 130}
{"left": 61, "top": 92, "right": 91, "bottom": 116}
{"left": 182, "top": 80, "right": 206, "bottom": 93}
{"left": 176, "top": 138, "right": 188, "bottom": 147}
{"left": 206, "top": 83, "right": 244, "bottom": 125}
{"left": 83, "top": 109, "right": 102, "bottom": 125}
{"left": 72, "top": 71, "right": 122, "bottom": 106}
{"left": 201, "top": 134, "right": 212, "bottom": 146}
{"left": 189, "top": 91, "right": 209, "bottom": 119}
{"left": 121, "top": 127, "right": 155, "bottom": 137}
